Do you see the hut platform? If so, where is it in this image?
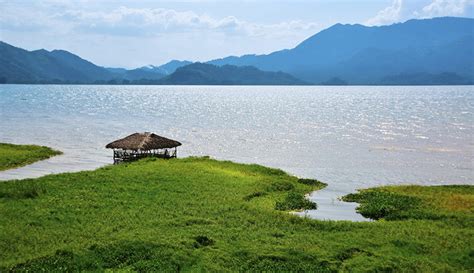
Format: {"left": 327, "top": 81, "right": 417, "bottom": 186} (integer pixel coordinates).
{"left": 106, "top": 132, "right": 181, "bottom": 164}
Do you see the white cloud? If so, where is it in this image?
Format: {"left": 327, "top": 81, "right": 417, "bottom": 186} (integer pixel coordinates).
{"left": 0, "top": 3, "right": 322, "bottom": 67}
{"left": 415, "top": 0, "right": 474, "bottom": 18}
{"left": 1, "top": 5, "right": 320, "bottom": 38}
{"left": 69, "top": 7, "right": 320, "bottom": 38}
{"left": 365, "top": 0, "right": 403, "bottom": 26}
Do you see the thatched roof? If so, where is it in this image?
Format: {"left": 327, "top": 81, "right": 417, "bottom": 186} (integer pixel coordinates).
{"left": 106, "top": 132, "right": 182, "bottom": 150}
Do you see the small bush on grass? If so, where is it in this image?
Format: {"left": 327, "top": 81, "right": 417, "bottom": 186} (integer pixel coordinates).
{"left": 193, "top": 236, "right": 214, "bottom": 248}
{"left": 275, "top": 191, "right": 316, "bottom": 211}
{"left": 343, "top": 191, "right": 420, "bottom": 220}
{"left": 298, "top": 178, "right": 327, "bottom": 188}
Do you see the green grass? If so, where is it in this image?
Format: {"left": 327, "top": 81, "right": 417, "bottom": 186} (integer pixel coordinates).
{"left": 343, "top": 185, "right": 474, "bottom": 222}
{"left": 0, "top": 143, "right": 61, "bottom": 171}
{"left": 0, "top": 157, "right": 472, "bottom": 272}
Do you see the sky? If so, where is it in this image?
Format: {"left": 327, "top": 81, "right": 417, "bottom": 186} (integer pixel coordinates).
{"left": 1, "top": 0, "right": 473, "bottom": 68}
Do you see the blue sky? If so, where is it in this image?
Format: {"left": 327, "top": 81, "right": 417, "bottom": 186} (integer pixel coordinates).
{"left": 1, "top": 0, "right": 473, "bottom": 68}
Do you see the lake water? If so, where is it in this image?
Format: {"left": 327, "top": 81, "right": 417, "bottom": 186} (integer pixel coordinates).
{"left": 0, "top": 85, "right": 473, "bottom": 221}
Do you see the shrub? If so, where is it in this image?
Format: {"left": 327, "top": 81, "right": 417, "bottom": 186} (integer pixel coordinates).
{"left": 343, "top": 191, "right": 420, "bottom": 220}
{"left": 193, "top": 236, "right": 214, "bottom": 248}
{"left": 298, "top": 178, "right": 327, "bottom": 188}
{"left": 275, "top": 191, "right": 317, "bottom": 211}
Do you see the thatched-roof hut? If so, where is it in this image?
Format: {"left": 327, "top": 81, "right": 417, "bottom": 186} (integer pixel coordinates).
{"left": 106, "top": 132, "right": 181, "bottom": 163}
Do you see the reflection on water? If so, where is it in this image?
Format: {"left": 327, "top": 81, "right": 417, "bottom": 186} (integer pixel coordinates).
{"left": 0, "top": 85, "right": 473, "bottom": 221}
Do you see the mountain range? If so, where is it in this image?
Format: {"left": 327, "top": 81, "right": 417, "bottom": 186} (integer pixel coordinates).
{"left": 105, "top": 60, "right": 193, "bottom": 81}
{"left": 0, "top": 17, "right": 473, "bottom": 85}
{"left": 159, "top": 63, "right": 305, "bottom": 85}
{"left": 209, "top": 17, "right": 474, "bottom": 84}
{"left": 0, "top": 41, "right": 299, "bottom": 85}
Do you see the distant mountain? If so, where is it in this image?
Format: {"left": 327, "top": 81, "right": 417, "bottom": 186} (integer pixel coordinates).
{"left": 0, "top": 41, "right": 304, "bottom": 84}
{"left": 108, "top": 60, "right": 192, "bottom": 76}
{"left": 158, "top": 63, "right": 306, "bottom": 85}
{"left": 1, "top": 17, "right": 473, "bottom": 85}
{"left": 106, "top": 66, "right": 165, "bottom": 81}
{"left": 209, "top": 17, "right": 474, "bottom": 84}
{"left": 0, "top": 41, "right": 114, "bottom": 83}
{"left": 157, "top": 60, "right": 193, "bottom": 74}
{"left": 0, "top": 41, "right": 171, "bottom": 84}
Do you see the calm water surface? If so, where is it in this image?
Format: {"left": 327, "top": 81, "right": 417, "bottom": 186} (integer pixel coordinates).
{"left": 0, "top": 85, "right": 473, "bottom": 221}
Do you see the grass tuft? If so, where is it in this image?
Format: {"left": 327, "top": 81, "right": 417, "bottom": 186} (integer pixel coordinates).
{"left": 298, "top": 178, "right": 328, "bottom": 187}
{"left": 193, "top": 236, "right": 215, "bottom": 248}
{"left": 343, "top": 185, "right": 474, "bottom": 222}
{"left": 0, "top": 182, "right": 46, "bottom": 200}
{"left": 267, "top": 180, "right": 294, "bottom": 191}
{"left": 343, "top": 190, "right": 421, "bottom": 220}
{"left": 275, "top": 191, "right": 317, "bottom": 211}
{"left": 243, "top": 191, "right": 267, "bottom": 201}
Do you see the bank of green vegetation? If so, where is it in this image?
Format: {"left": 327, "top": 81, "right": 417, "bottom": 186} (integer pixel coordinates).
{"left": 0, "top": 156, "right": 472, "bottom": 272}
{"left": 343, "top": 185, "right": 474, "bottom": 222}
{"left": 0, "top": 143, "right": 61, "bottom": 171}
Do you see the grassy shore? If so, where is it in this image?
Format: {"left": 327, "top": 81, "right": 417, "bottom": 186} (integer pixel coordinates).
{"left": 0, "top": 157, "right": 472, "bottom": 272}
{"left": 0, "top": 143, "right": 61, "bottom": 171}
{"left": 343, "top": 185, "right": 474, "bottom": 222}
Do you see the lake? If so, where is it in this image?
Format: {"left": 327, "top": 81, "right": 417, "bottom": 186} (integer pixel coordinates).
{"left": 0, "top": 85, "right": 472, "bottom": 221}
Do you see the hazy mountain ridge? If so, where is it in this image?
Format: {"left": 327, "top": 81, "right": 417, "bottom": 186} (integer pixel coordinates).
{"left": 1, "top": 17, "right": 473, "bottom": 85}
{"left": 0, "top": 42, "right": 192, "bottom": 84}
{"left": 0, "top": 42, "right": 113, "bottom": 83}
{"left": 0, "top": 41, "right": 304, "bottom": 85}
{"left": 158, "top": 63, "right": 306, "bottom": 85}
{"left": 157, "top": 60, "right": 193, "bottom": 74}
{"left": 209, "top": 17, "right": 474, "bottom": 84}
{"left": 105, "top": 60, "right": 192, "bottom": 80}
{"left": 105, "top": 66, "right": 166, "bottom": 81}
